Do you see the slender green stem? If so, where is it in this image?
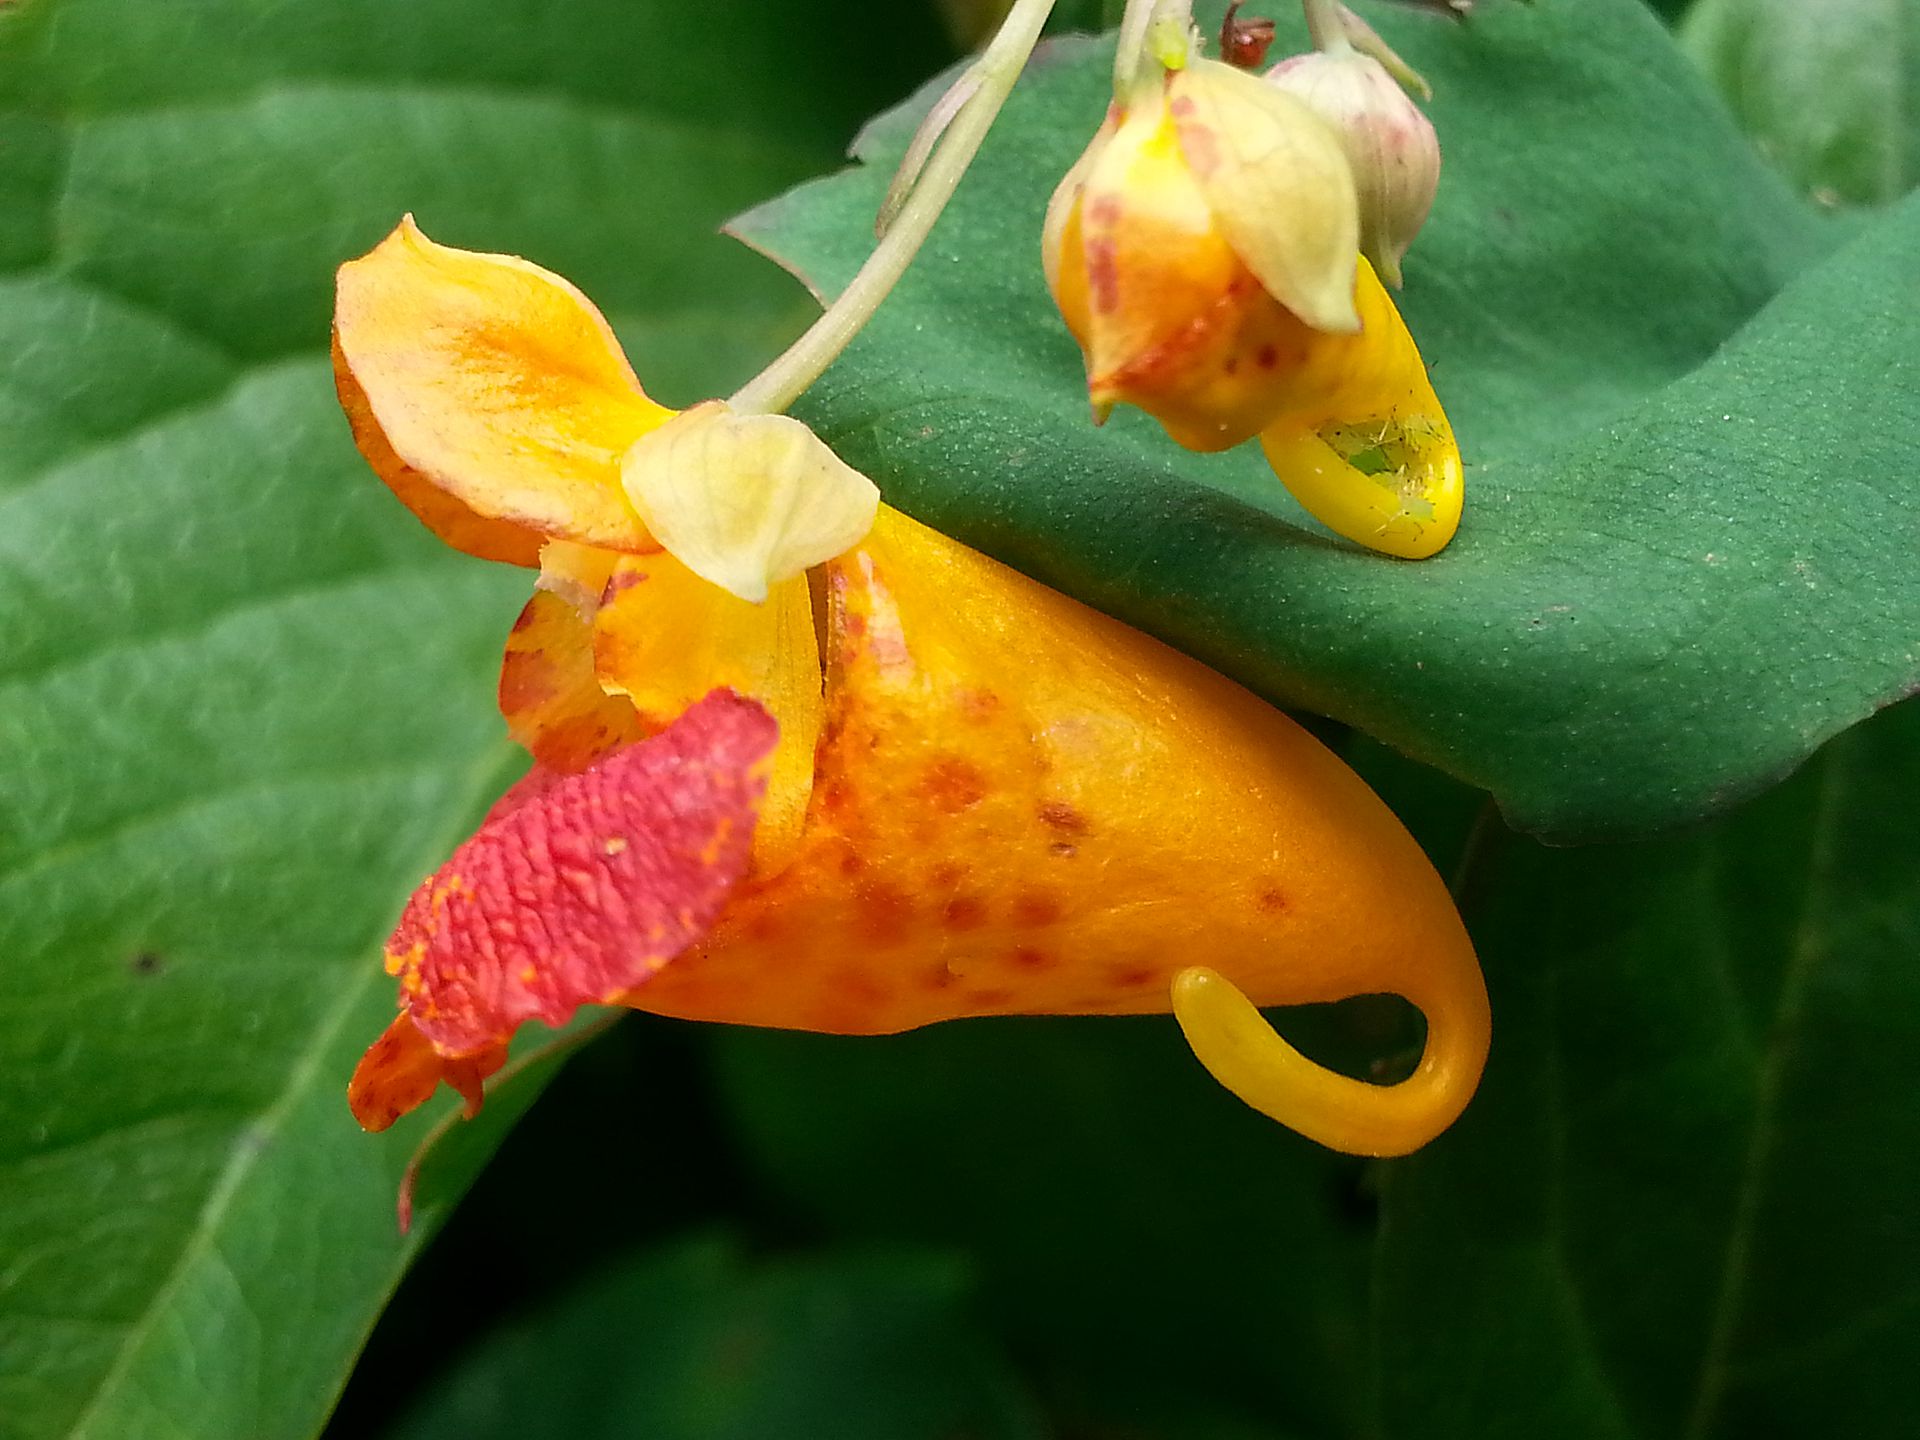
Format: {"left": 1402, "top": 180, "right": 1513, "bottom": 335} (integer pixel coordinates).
{"left": 1112, "top": 0, "right": 1159, "bottom": 94}
{"left": 728, "top": 0, "right": 1059, "bottom": 416}
{"left": 1301, "top": 0, "right": 1353, "bottom": 53}
{"left": 1113, "top": 0, "right": 1196, "bottom": 98}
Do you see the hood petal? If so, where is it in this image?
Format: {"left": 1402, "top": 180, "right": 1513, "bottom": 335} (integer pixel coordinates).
{"left": 333, "top": 216, "right": 670, "bottom": 561}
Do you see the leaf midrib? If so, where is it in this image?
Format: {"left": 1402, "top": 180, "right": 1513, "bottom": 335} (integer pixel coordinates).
{"left": 1679, "top": 730, "right": 1852, "bottom": 1440}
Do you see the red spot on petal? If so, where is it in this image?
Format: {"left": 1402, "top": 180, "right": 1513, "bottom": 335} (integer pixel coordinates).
{"left": 922, "top": 756, "right": 989, "bottom": 812}
{"left": 1009, "top": 946, "right": 1053, "bottom": 970}
{"left": 603, "top": 567, "right": 646, "bottom": 599}
{"left": 834, "top": 968, "right": 894, "bottom": 1008}
{"left": 1087, "top": 236, "right": 1121, "bottom": 316}
{"left": 857, "top": 881, "right": 915, "bottom": 946}
{"left": 1177, "top": 116, "right": 1219, "bottom": 176}
{"left": 1013, "top": 891, "right": 1063, "bottom": 927}
{"left": 957, "top": 688, "right": 1001, "bottom": 722}
{"left": 1038, "top": 801, "right": 1090, "bottom": 835}
{"left": 944, "top": 895, "right": 988, "bottom": 931}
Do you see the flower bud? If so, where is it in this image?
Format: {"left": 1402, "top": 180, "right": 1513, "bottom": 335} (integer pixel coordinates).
{"left": 1267, "top": 50, "right": 1440, "bottom": 289}
{"left": 1043, "top": 60, "right": 1362, "bottom": 452}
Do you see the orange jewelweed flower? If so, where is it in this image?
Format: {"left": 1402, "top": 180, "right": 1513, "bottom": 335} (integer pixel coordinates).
{"left": 333, "top": 218, "right": 1489, "bottom": 1157}
{"left": 1043, "top": 57, "right": 1462, "bottom": 560}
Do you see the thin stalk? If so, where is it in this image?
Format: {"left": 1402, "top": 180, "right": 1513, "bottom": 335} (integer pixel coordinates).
{"left": 1301, "top": 0, "right": 1353, "bottom": 53}
{"left": 1113, "top": 0, "right": 1196, "bottom": 98}
{"left": 1112, "top": 0, "right": 1159, "bottom": 94}
{"left": 729, "top": 0, "right": 1058, "bottom": 416}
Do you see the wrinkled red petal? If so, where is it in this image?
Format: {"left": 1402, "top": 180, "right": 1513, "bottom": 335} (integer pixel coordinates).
{"left": 386, "top": 688, "right": 777, "bottom": 1057}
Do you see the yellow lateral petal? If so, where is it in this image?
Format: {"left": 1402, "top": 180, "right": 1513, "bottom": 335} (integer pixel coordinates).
{"left": 593, "top": 552, "right": 823, "bottom": 874}
{"left": 498, "top": 544, "right": 649, "bottom": 772}
{"left": 1074, "top": 91, "right": 1249, "bottom": 414}
{"left": 619, "top": 402, "right": 879, "bottom": 603}
{"left": 1169, "top": 59, "right": 1361, "bottom": 335}
{"left": 334, "top": 216, "right": 670, "bottom": 558}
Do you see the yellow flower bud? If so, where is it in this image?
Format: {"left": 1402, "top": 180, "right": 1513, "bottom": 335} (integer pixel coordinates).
{"left": 1267, "top": 49, "right": 1440, "bottom": 289}
{"left": 1043, "top": 59, "right": 1362, "bottom": 452}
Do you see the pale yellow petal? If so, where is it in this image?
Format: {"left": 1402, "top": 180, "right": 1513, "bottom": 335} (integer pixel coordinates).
{"left": 1169, "top": 60, "right": 1361, "bottom": 334}
{"left": 619, "top": 403, "right": 879, "bottom": 604}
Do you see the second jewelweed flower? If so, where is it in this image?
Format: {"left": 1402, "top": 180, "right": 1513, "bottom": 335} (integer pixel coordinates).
{"left": 1043, "top": 21, "right": 1462, "bottom": 560}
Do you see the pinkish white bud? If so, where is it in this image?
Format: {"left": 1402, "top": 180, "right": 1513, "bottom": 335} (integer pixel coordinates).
{"left": 1266, "top": 50, "right": 1440, "bottom": 288}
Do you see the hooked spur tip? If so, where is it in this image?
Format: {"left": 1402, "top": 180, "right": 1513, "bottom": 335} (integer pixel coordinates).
{"left": 1170, "top": 963, "right": 1485, "bottom": 1156}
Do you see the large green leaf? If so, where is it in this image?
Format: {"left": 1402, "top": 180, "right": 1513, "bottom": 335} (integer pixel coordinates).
{"left": 1684, "top": 0, "right": 1920, "bottom": 205}
{"left": 379, "top": 1234, "right": 1048, "bottom": 1440}
{"left": 711, "top": 1015, "right": 1387, "bottom": 1438}
{"left": 739, "top": 0, "right": 1920, "bottom": 839}
{"left": 1374, "top": 695, "right": 1920, "bottom": 1438}
{"left": 0, "top": 2, "right": 947, "bottom": 1437}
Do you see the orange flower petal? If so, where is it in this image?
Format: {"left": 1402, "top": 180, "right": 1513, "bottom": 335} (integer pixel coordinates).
{"left": 594, "top": 552, "right": 823, "bottom": 874}
{"left": 348, "top": 1011, "right": 508, "bottom": 1133}
{"left": 633, "top": 508, "right": 1486, "bottom": 1154}
{"left": 499, "top": 547, "right": 650, "bottom": 773}
{"left": 333, "top": 216, "right": 670, "bottom": 559}
{"left": 384, "top": 689, "right": 777, "bottom": 1059}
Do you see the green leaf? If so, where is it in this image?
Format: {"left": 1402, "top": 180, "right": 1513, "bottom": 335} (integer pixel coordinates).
{"left": 1684, "top": 0, "right": 1920, "bottom": 205}
{"left": 739, "top": 0, "right": 1920, "bottom": 839}
{"left": 379, "top": 1234, "right": 1048, "bottom": 1440}
{"left": 710, "top": 1006, "right": 1402, "bottom": 1437}
{"left": 1373, "top": 694, "right": 1920, "bottom": 1438}
{"left": 0, "top": 2, "right": 947, "bottom": 1437}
